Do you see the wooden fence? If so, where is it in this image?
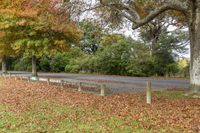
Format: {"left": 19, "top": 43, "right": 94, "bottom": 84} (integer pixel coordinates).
{"left": 0, "top": 73, "right": 153, "bottom": 104}
{"left": 0, "top": 73, "right": 109, "bottom": 96}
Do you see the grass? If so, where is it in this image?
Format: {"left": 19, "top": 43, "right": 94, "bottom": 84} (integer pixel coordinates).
{"left": 0, "top": 78, "right": 196, "bottom": 132}
{"left": 0, "top": 100, "right": 183, "bottom": 133}
{"left": 0, "top": 101, "right": 185, "bottom": 133}
{"left": 0, "top": 102, "right": 151, "bottom": 133}
{"left": 154, "top": 90, "right": 189, "bottom": 99}
{"left": 0, "top": 97, "right": 188, "bottom": 132}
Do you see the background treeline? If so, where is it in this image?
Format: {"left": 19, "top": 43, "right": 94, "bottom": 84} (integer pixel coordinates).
{"left": 5, "top": 20, "right": 189, "bottom": 78}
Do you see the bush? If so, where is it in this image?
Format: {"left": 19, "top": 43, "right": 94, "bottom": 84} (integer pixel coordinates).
{"left": 165, "top": 63, "right": 179, "bottom": 77}
{"left": 65, "top": 65, "right": 80, "bottom": 73}
{"left": 13, "top": 57, "right": 32, "bottom": 71}
{"left": 39, "top": 55, "right": 50, "bottom": 72}
{"left": 50, "top": 53, "right": 69, "bottom": 72}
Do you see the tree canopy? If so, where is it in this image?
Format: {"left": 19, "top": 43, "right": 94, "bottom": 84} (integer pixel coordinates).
{"left": 0, "top": 0, "right": 81, "bottom": 76}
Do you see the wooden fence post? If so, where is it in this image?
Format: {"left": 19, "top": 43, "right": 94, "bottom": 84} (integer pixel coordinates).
{"left": 3, "top": 74, "right": 6, "bottom": 79}
{"left": 8, "top": 72, "right": 11, "bottom": 79}
{"left": 27, "top": 77, "right": 31, "bottom": 82}
{"left": 61, "top": 80, "right": 64, "bottom": 88}
{"left": 146, "top": 82, "right": 152, "bottom": 104}
{"left": 14, "top": 76, "right": 17, "bottom": 80}
{"left": 47, "top": 78, "right": 50, "bottom": 85}
{"left": 78, "top": 82, "right": 82, "bottom": 92}
{"left": 100, "top": 85, "right": 106, "bottom": 96}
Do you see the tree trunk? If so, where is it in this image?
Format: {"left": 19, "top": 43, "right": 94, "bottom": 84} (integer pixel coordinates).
{"left": 188, "top": 5, "right": 200, "bottom": 94}
{"left": 32, "top": 55, "right": 38, "bottom": 77}
{"left": 1, "top": 55, "right": 7, "bottom": 74}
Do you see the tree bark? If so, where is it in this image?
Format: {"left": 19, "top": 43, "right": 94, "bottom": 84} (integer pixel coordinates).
{"left": 32, "top": 55, "right": 38, "bottom": 77}
{"left": 188, "top": 4, "right": 200, "bottom": 94}
{"left": 1, "top": 55, "right": 7, "bottom": 74}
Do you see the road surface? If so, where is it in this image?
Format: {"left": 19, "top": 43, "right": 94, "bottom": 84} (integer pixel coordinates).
{"left": 4, "top": 71, "right": 190, "bottom": 94}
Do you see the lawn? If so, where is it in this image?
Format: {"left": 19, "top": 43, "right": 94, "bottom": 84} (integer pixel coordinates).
{"left": 0, "top": 102, "right": 148, "bottom": 133}
{"left": 0, "top": 78, "right": 199, "bottom": 132}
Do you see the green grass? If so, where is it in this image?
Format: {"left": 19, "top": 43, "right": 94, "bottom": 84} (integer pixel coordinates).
{"left": 0, "top": 102, "right": 151, "bottom": 133}
{"left": 0, "top": 91, "right": 187, "bottom": 133}
{"left": 154, "top": 90, "right": 188, "bottom": 99}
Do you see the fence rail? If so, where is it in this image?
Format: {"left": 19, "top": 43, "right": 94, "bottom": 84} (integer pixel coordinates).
{"left": 0, "top": 73, "right": 109, "bottom": 96}
{"left": 0, "top": 72, "right": 156, "bottom": 104}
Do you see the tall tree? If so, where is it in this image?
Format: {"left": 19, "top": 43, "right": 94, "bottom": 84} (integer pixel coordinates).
{"left": 98, "top": 0, "right": 200, "bottom": 93}
{"left": 139, "top": 15, "right": 188, "bottom": 57}
{"left": 139, "top": 17, "right": 188, "bottom": 76}
{"left": 0, "top": 0, "right": 80, "bottom": 77}
{"left": 79, "top": 19, "right": 102, "bottom": 54}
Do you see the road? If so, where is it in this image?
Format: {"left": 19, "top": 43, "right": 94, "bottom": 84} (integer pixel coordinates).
{"left": 5, "top": 71, "right": 190, "bottom": 94}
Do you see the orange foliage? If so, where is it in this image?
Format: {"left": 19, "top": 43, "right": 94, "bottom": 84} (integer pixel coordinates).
{"left": 0, "top": 0, "right": 67, "bottom": 19}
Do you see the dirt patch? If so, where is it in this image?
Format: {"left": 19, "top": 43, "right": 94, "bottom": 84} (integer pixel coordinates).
{"left": 0, "top": 78, "right": 199, "bottom": 132}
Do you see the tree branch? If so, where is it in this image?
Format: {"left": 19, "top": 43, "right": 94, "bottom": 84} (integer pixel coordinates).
{"left": 132, "top": 0, "right": 188, "bottom": 30}
{"left": 100, "top": 0, "right": 188, "bottom": 30}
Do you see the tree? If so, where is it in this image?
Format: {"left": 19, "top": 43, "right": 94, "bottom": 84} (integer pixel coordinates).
{"left": 139, "top": 16, "right": 188, "bottom": 58}
{"left": 79, "top": 20, "right": 102, "bottom": 54}
{"left": 66, "top": 33, "right": 153, "bottom": 76}
{"left": 49, "top": 52, "right": 69, "bottom": 72}
{"left": 13, "top": 57, "right": 32, "bottom": 71}
{"left": 138, "top": 15, "right": 188, "bottom": 77}
{"left": 140, "top": 27, "right": 188, "bottom": 76}
{"left": 0, "top": 31, "right": 15, "bottom": 74}
{"left": 98, "top": 0, "right": 200, "bottom": 93}
{"left": 0, "top": 0, "right": 80, "bottom": 77}
{"left": 177, "top": 58, "right": 190, "bottom": 77}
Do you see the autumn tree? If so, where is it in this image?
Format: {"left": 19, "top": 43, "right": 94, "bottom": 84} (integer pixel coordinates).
{"left": 0, "top": 0, "right": 80, "bottom": 77}
{"left": 177, "top": 58, "right": 190, "bottom": 77}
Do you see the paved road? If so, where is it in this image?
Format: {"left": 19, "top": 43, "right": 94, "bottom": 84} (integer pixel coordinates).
{"left": 4, "top": 71, "right": 190, "bottom": 94}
